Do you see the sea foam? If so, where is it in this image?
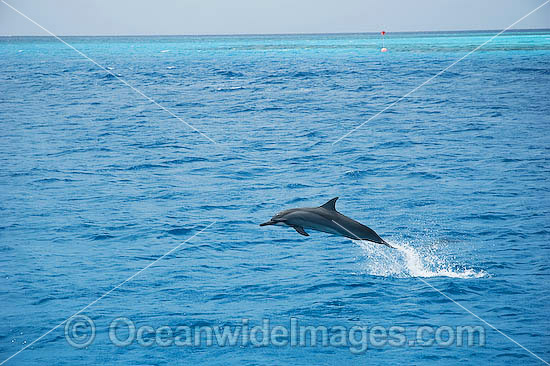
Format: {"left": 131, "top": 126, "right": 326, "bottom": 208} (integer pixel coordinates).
{"left": 355, "top": 239, "right": 487, "bottom": 278}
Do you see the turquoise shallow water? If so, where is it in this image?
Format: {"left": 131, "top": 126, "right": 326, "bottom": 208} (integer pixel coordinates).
{"left": 1, "top": 30, "right": 550, "bottom": 365}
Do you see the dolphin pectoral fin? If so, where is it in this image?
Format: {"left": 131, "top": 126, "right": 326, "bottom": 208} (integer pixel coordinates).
{"left": 293, "top": 226, "right": 309, "bottom": 236}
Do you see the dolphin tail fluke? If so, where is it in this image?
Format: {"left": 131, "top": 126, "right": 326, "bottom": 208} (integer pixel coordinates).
{"left": 381, "top": 240, "right": 395, "bottom": 249}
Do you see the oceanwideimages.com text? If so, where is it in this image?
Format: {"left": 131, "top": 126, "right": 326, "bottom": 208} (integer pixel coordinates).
{"left": 65, "top": 315, "right": 485, "bottom": 354}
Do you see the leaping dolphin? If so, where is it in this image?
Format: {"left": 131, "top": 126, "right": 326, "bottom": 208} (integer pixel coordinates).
{"left": 260, "top": 197, "right": 394, "bottom": 248}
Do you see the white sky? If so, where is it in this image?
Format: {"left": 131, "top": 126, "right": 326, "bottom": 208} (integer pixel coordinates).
{"left": 0, "top": 0, "right": 549, "bottom": 36}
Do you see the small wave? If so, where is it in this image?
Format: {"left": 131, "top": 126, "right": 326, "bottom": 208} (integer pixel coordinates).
{"left": 407, "top": 171, "right": 441, "bottom": 180}
{"left": 167, "top": 228, "right": 194, "bottom": 236}
{"left": 127, "top": 163, "right": 168, "bottom": 171}
{"left": 355, "top": 240, "right": 487, "bottom": 278}
{"left": 508, "top": 67, "right": 549, "bottom": 75}
{"left": 292, "top": 71, "right": 317, "bottom": 78}
{"left": 261, "top": 106, "right": 283, "bottom": 111}
{"left": 33, "top": 177, "right": 75, "bottom": 183}
{"left": 90, "top": 234, "right": 115, "bottom": 241}
{"left": 286, "top": 183, "right": 311, "bottom": 189}
{"left": 215, "top": 70, "right": 244, "bottom": 77}
{"left": 164, "top": 157, "right": 208, "bottom": 164}
{"left": 0, "top": 245, "right": 14, "bottom": 252}
{"left": 174, "top": 101, "right": 205, "bottom": 107}
{"left": 160, "top": 50, "right": 170, "bottom": 53}
{"left": 344, "top": 169, "right": 367, "bottom": 178}
{"left": 100, "top": 72, "right": 122, "bottom": 79}
{"left": 215, "top": 86, "right": 245, "bottom": 92}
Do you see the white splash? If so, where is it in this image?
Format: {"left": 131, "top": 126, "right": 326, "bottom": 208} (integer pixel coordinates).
{"left": 216, "top": 86, "right": 245, "bottom": 91}
{"left": 354, "top": 240, "right": 487, "bottom": 278}
{"left": 160, "top": 50, "right": 170, "bottom": 53}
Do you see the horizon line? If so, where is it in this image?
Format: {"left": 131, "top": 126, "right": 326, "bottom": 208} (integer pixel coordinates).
{"left": 1, "top": 27, "right": 549, "bottom": 38}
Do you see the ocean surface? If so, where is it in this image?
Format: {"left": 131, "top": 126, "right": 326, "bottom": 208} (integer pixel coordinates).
{"left": 1, "top": 30, "right": 549, "bottom": 365}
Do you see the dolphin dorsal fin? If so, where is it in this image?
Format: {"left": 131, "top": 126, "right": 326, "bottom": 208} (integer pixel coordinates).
{"left": 320, "top": 197, "right": 339, "bottom": 211}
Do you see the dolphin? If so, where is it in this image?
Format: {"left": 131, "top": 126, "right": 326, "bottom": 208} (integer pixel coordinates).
{"left": 260, "top": 197, "right": 394, "bottom": 248}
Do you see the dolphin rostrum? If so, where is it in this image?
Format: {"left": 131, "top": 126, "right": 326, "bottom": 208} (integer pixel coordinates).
{"left": 260, "top": 197, "right": 394, "bottom": 248}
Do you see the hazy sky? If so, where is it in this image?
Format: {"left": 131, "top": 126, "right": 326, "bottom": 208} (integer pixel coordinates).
{"left": 1, "top": 0, "right": 549, "bottom": 36}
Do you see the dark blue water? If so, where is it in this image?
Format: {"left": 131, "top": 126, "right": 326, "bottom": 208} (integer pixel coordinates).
{"left": 1, "top": 31, "right": 549, "bottom": 365}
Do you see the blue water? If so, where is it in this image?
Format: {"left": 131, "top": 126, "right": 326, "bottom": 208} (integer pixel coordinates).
{"left": 1, "top": 30, "right": 550, "bottom": 365}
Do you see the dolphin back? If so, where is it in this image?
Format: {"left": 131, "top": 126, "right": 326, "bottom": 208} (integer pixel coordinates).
{"left": 316, "top": 197, "right": 391, "bottom": 247}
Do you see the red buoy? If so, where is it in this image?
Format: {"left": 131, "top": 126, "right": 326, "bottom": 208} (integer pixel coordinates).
{"left": 381, "top": 31, "right": 386, "bottom": 36}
